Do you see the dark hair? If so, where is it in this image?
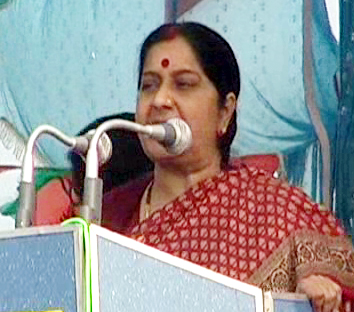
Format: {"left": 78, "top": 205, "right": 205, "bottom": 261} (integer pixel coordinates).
{"left": 137, "top": 22, "right": 240, "bottom": 166}
{"left": 68, "top": 112, "right": 154, "bottom": 199}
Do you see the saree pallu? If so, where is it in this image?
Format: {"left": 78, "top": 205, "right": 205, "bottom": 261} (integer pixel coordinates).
{"left": 102, "top": 165, "right": 354, "bottom": 308}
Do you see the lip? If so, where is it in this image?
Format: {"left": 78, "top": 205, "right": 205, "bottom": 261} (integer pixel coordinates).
{"left": 146, "top": 117, "right": 178, "bottom": 125}
{"left": 146, "top": 120, "right": 167, "bottom": 125}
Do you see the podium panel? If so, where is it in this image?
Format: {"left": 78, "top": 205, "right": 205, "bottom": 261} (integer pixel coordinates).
{"left": 0, "top": 225, "right": 84, "bottom": 312}
{"left": 90, "top": 224, "right": 263, "bottom": 312}
{"left": 264, "top": 292, "right": 313, "bottom": 312}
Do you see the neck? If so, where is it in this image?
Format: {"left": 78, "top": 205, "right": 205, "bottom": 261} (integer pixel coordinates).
{"left": 150, "top": 156, "right": 222, "bottom": 212}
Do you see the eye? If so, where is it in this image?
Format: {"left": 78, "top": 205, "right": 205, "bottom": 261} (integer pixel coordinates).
{"left": 175, "top": 73, "right": 199, "bottom": 90}
{"left": 175, "top": 79, "right": 196, "bottom": 89}
{"left": 141, "top": 78, "right": 159, "bottom": 92}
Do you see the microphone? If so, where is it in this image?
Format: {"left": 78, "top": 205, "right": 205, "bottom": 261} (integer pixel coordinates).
{"left": 15, "top": 124, "right": 112, "bottom": 228}
{"left": 85, "top": 118, "right": 192, "bottom": 179}
{"left": 81, "top": 118, "right": 192, "bottom": 223}
{"left": 73, "top": 129, "right": 112, "bottom": 165}
{"left": 143, "top": 118, "right": 193, "bottom": 155}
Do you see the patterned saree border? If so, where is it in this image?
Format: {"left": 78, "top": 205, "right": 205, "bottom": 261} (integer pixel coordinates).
{"left": 295, "top": 230, "right": 354, "bottom": 288}
{"left": 247, "top": 230, "right": 354, "bottom": 291}
{"left": 247, "top": 234, "right": 295, "bottom": 292}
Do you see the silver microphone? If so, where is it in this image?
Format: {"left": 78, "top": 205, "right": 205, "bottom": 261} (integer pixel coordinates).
{"left": 73, "top": 130, "right": 112, "bottom": 165}
{"left": 85, "top": 118, "right": 193, "bottom": 179}
{"left": 145, "top": 118, "right": 193, "bottom": 155}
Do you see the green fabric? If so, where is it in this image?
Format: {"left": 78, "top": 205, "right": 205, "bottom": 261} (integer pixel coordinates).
{"left": 1, "top": 168, "right": 71, "bottom": 218}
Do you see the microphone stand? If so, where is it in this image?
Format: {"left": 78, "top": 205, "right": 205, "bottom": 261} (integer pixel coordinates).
{"left": 16, "top": 125, "right": 83, "bottom": 228}
{"left": 82, "top": 119, "right": 161, "bottom": 223}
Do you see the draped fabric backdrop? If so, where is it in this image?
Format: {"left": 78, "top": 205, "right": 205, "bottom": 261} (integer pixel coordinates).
{"left": 334, "top": 0, "right": 354, "bottom": 239}
{"left": 0, "top": 0, "right": 352, "bottom": 238}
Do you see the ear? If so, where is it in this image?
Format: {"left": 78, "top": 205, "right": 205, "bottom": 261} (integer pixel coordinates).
{"left": 218, "top": 92, "right": 237, "bottom": 135}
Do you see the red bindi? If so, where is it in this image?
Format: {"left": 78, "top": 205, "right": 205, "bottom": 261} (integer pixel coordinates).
{"left": 161, "top": 58, "right": 170, "bottom": 68}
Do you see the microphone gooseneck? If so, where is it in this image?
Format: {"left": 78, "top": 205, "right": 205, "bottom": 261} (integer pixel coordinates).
{"left": 17, "top": 124, "right": 78, "bottom": 228}
{"left": 16, "top": 124, "right": 112, "bottom": 228}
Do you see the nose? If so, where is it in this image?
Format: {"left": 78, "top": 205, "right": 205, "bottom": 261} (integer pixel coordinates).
{"left": 151, "top": 86, "right": 174, "bottom": 110}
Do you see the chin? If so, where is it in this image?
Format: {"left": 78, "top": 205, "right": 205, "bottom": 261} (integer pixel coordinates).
{"left": 141, "top": 138, "right": 175, "bottom": 160}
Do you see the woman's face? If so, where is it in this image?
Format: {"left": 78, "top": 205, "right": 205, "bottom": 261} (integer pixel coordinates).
{"left": 136, "top": 36, "right": 228, "bottom": 168}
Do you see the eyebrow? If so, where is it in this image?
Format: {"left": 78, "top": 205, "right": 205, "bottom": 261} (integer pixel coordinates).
{"left": 142, "top": 71, "right": 159, "bottom": 78}
{"left": 173, "top": 69, "right": 200, "bottom": 78}
{"left": 143, "top": 69, "right": 201, "bottom": 78}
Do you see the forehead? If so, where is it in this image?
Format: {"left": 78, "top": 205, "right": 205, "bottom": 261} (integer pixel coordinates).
{"left": 143, "top": 36, "right": 202, "bottom": 72}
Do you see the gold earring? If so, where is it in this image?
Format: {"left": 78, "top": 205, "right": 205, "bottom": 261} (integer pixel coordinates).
{"left": 218, "top": 129, "right": 226, "bottom": 136}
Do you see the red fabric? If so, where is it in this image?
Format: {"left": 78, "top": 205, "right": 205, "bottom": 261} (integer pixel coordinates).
{"left": 32, "top": 176, "right": 75, "bottom": 225}
{"left": 231, "top": 154, "right": 283, "bottom": 176}
{"left": 102, "top": 174, "right": 152, "bottom": 232}
{"left": 102, "top": 164, "right": 354, "bottom": 300}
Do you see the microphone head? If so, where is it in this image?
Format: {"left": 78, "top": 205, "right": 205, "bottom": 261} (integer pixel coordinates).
{"left": 96, "top": 131, "right": 113, "bottom": 165}
{"left": 74, "top": 130, "right": 112, "bottom": 165}
{"left": 165, "top": 118, "right": 192, "bottom": 155}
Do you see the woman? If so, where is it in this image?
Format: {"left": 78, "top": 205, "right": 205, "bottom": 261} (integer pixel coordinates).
{"left": 102, "top": 22, "right": 354, "bottom": 312}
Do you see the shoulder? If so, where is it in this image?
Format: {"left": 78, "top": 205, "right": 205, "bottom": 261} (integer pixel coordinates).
{"left": 227, "top": 165, "right": 344, "bottom": 235}
{"left": 225, "top": 165, "right": 319, "bottom": 212}
{"left": 225, "top": 163, "right": 285, "bottom": 188}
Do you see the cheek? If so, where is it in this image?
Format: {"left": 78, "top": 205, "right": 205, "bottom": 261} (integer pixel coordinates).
{"left": 189, "top": 106, "right": 219, "bottom": 133}
{"left": 135, "top": 101, "right": 147, "bottom": 123}
{"left": 195, "top": 118, "right": 220, "bottom": 149}
{"left": 188, "top": 116, "right": 218, "bottom": 147}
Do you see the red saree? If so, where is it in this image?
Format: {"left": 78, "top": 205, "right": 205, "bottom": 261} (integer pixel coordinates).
{"left": 102, "top": 165, "right": 354, "bottom": 306}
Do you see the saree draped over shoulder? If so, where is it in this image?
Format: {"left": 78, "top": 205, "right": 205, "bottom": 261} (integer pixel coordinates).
{"left": 102, "top": 165, "right": 354, "bottom": 298}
